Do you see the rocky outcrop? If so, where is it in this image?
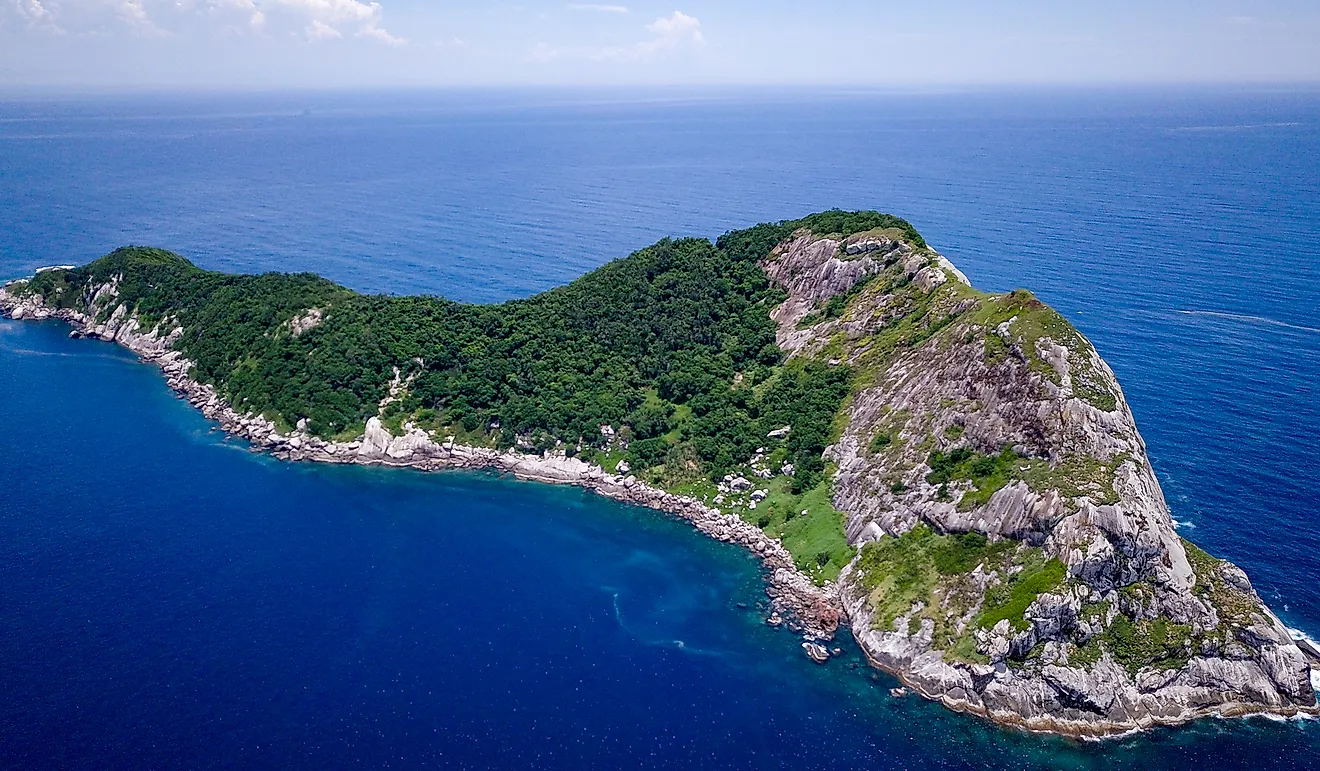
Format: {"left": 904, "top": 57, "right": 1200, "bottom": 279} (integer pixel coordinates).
{"left": 0, "top": 277, "right": 842, "bottom": 642}
{"left": 286, "top": 307, "right": 323, "bottom": 337}
{"left": 761, "top": 230, "right": 912, "bottom": 354}
{"left": 760, "top": 229, "right": 1318, "bottom": 736}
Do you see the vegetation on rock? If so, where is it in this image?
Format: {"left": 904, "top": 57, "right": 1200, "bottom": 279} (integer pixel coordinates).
{"left": 853, "top": 525, "right": 1066, "bottom": 648}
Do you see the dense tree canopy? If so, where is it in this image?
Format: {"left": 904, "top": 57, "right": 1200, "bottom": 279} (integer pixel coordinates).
{"left": 27, "top": 211, "right": 922, "bottom": 486}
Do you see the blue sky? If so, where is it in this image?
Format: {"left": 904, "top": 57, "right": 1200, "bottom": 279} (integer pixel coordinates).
{"left": 2, "top": 1, "right": 1319, "bottom": 88}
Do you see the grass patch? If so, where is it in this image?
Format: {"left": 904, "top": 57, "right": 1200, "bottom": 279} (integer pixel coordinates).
{"left": 983, "top": 331, "right": 1010, "bottom": 365}
{"left": 970, "top": 289, "right": 1118, "bottom": 411}
{"left": 855, "top": 525, "right": 1018, "bottom": 634}
{"left": 1070, "top": 640, "right": 1103, "bottom": 668}
{"left": 926, "top": 446, "right": 1020, "bottom": 510}
{"left": 971, "top": 290, "right": 1074, "bottom": 384}
{"left": 1182, "top": 538, "right": 1265, "bottom": 628}
{"left": 845, "top": 271, "right": 984, "bottom": 389}
{"left": 975, "top": 553, "right": 1068, "bottom": 633}
{"left": 1074, "top": 375, "right": 1118, "bottom": 412}
{"left": 739, "top": 476, "right": 854, "bottom": 584}
{"left": 1100, "top": 615, "right": 1192, "bottom": 675}
{"left": 1019, "top": 453, "right": 1125, "bottom": 505}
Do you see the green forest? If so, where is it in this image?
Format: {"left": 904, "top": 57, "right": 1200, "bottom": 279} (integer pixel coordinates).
{"left": 27, "top": 211, "right": 917, "bottom": 479}
{"left": 22, "top": 210, "right": 923, "bottom": 578}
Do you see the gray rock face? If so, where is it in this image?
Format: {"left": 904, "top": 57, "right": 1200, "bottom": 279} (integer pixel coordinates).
{"left": 761, "top": 231, "right": 913, "bottom": 354}
{"left": 286, "top": 307, "right": 324, "bottom": 337}
{"left": 759, "top": 229, "right": 1317, "bottom": 735}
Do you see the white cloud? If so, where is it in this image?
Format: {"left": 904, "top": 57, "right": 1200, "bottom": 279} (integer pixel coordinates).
{"left": 357, "top": 20, "right": 402, "bottom": 45}
{"left": 1, "top": 0, "right": 403, "bottom": 43}
{"left": 209, "top": 0, "right": 265, "bottom": 31}
{"left": 275, "top": 0, "right": 375, "bottom": 26}
{"left": 645, "top": 9, "right": 700, "bottom": 43}
{"left": 306, "top": 17, "right": 339, "bottom": 39}
{"left": 567, "top": 3, "right": 628, "bottom": 12}
{"left": 274, "top": 0, "right": 404, "bottom": 43}
{"left": 532, "top": 9, "right": 702, "bottom": 62}
{"left": 115, "top": 0, "right": 169, "bottom": 36}
{"left": 9, "top": 0, "right": 63, "bottom": 32}
{"left": 114, "top": 0, "right": 147, "bottom": 25}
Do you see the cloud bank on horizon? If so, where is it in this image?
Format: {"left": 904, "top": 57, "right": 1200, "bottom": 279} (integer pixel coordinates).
{"left": 2, "top": 0, "right": 1319, "bottom": 87}
{"left": 529, "top": 10, "right": 701, "bottom": 62}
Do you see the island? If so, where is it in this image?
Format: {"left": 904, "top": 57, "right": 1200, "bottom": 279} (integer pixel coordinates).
{"left": 3, "top": 210, "right": 1315, "bottom": 737}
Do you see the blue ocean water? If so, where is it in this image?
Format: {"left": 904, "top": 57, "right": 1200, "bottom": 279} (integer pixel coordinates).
{"left": 0, "top": 88, "right": 1318, "bottom": 768}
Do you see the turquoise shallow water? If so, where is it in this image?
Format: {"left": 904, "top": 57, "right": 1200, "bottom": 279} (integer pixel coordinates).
{"left": 1, "top": 88, "right": 1318, "bottom": 768}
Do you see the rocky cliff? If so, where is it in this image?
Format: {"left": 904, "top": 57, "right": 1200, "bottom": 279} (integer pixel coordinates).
{"left": 760, "top": 227, "right": 1317, "bottom": 735}
{"left": 3, "top": 217, "right": 1316, "bottom": 737}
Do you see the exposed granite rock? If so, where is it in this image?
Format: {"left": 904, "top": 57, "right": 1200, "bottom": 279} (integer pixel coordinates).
{"left": 760, "top": 229, "right": 1318, "bottom": 736}
{"left": 761, "top": 230, "right": 912, "bottom": 354}
{"left": 286, "top": 307, "right": 324, "bottom": 337}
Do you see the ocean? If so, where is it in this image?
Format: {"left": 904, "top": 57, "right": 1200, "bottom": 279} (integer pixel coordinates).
{"left": 0, "top": 87, "right": 1317, "bottom": 768}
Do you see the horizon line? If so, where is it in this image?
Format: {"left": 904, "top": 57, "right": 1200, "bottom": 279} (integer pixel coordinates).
{"left": 3, "top": 80, "right": 1320, "bottom": 99}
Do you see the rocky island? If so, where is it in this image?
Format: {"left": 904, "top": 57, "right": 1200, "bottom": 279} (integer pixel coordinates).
{"left": 3, "top": 210, "right": 1315, "bottom": 737}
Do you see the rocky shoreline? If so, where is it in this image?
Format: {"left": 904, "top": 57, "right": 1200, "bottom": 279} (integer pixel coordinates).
{"left": 759, "top": 230, "right": 1320, "bottom": 738}
{"left": 0, "top": 282, "right": 843, "bottom": 642}
{"left": 839, "top": 563, "right": 1317, "bottom": 739}
{"left": 6, "top": 250, "right": 1318, "bottom": 740}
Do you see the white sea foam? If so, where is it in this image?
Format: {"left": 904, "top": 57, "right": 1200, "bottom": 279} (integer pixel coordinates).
{"left": 1168, "top": 122, "right": 1302, "bottom": 133}
{"left": 1178, "top": 310, "right": 1320, "bottom": 335}
{"left": 0, "top": 344, "right": 89, "bottom": 357}
{"left": 0, "top": 340, "right": 126, "bottom": 359}
{"left": 1288, "top": 627, "right": 1318, "bottom": 645}
{"left": 1287, "top": 628, "right": 1320, "bottom": 694}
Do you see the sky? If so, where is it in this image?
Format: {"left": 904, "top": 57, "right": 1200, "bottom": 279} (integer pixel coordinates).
{"left": 1, "top": 1, "right": 1319, "bottom": 89}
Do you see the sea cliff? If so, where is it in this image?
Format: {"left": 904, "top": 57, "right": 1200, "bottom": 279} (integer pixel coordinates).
{"left": 3, "top": 211, "right": 1315, "bottom": 737}
{"left": 758, "top": 228, "right": 1317, "bottom": 735}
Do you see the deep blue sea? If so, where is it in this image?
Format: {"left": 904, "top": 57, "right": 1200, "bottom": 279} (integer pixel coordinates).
{"left": 1, "top": 88, "right": 1318, "bottom": 769}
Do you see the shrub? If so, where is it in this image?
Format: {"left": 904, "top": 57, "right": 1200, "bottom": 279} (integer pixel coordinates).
{"left": 976, "top": 556, "right": 1068, "bottom": 632}
{"left": 627, "top": 437, "right": 669, "bottom": 470}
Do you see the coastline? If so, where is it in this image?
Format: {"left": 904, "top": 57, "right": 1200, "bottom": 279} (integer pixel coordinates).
{"left": 0, "top": 283, "right": 844, "bottom": 643}
{"left": 838, "top": 564, "right": 1318, "bottom": 740}
{"left": 5, "top": 273, "right": 1317, "bottom": 740}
